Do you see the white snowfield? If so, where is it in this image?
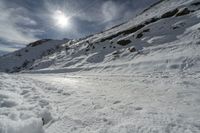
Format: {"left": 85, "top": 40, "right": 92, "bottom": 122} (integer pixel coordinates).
{"left": 1, "top": 0, "right": 200, "bottom": 132}
{"left": 0, "top": 72, "right": 200, "bottom": 133}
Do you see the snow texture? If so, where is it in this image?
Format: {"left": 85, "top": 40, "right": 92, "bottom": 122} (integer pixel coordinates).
{"left": 1, "top": 0, "right": 200, "bottom": 132}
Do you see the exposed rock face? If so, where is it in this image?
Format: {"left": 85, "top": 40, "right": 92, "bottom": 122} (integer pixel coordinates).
{"left": 28, "top": 39, "right": 52, "bottom": 47}
{"left": 117, "top": 39, "right": 132, "bottom": 46}
{"left": 161, "top": 8, "right": 179, "bottom": 18}
{"left": 176, "top": 8, "right": 190, "bottom": 16}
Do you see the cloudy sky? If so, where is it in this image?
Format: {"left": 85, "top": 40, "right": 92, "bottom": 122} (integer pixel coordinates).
{"left": 0, "top": 0, "right": 158, "bottom": 55}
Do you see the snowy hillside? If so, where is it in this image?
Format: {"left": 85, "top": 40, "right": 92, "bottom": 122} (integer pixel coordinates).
{"left": 1, "top": 0, "right": 200, "bottom": 133}
{"left": 0, "top": 39, "right": 69, "bottom": 73}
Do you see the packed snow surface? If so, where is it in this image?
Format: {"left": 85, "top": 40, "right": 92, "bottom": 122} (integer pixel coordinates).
{"left": 0, "top": 72, "right": 200, "bottom": 133}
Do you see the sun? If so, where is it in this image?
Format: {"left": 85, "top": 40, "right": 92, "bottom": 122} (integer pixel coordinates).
{"left": 53, "top": 10, "right": 70, "bottom": 28}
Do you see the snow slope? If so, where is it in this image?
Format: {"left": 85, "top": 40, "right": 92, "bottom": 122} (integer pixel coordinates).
{"left": 4, "top": 0, "right": 199, "bottom": 74}
{"left": 0, "top": 39, "right": 69, "bottom": 73}
{"left": 0, "top": 0, "right": 199, "bottom": 74}
{"left": 1, "top": 0, "right": 200, "bottom": 133}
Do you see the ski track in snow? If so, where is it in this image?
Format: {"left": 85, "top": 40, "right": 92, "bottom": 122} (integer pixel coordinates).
{"left": 1, "top": 71, "right": 200, "bottom": 133}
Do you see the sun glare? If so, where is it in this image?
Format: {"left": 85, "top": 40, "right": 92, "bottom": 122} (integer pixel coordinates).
{"left": 53, "top": 10, "right": 70, "bottom": 28}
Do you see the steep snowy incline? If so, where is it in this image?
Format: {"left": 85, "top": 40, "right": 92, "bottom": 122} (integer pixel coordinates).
{"left": 16, "top": 0, "right": 200, "bottom": 74}
{"left": 1, "top": 72, "right": 200, "bottom": 133}
{"left": 0, "top": 39, "right": 69, "bottom": 73}
{"left": 0, "top": 0, "right": 199, "bottom": 74}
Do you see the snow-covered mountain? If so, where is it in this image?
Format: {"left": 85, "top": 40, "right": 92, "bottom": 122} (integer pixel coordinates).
{"left": 0, "top": 39, "right": 70, "bottom": 72}
{"left": 1, "top": 0, "right": 200, "bottom": 133}
{"left": 0, "top": 0, "right": 200, "bottom": 74}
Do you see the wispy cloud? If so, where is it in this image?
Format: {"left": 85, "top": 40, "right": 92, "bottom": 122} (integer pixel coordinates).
{"left": 0, "top": 1, "right": 41, "bottom": 53}
{"left": 0, "top": 45, "right": 19, "bottom": 52}
{"left": 102, "top": 1, "right": 120, "bottom": 22}
{"left": 15, "top": 16, "right": 37, "bottom": 26}
{"left": 0, "top": 42, "right": 23, "bottom": 56}
{"left": 0, "top": 0, "right": 159, "bottom": 55}
{"left": 43, "top": 0, "right": 131, "bottom": 35}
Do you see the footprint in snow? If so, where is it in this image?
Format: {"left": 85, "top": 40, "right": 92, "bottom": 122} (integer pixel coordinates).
{"left": 57, "top": 89, "right": 63, "bottom": 93}
{"left": 20, "top": 90, "right": 30, "bottom": 95}
{"left": 63, "top": 92, "right": 71, "bottom": 96}
{"left": 113, "top": 101, "right": 121, "bottom": 104}
{"left": 39, "top": 99, "right": 49, "bottom": 107}
{"left": 0, "top": 100, "right": 18, "bottom": 108}
{"left": 134, "top": 107, "right": 143, "bottom": 111}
